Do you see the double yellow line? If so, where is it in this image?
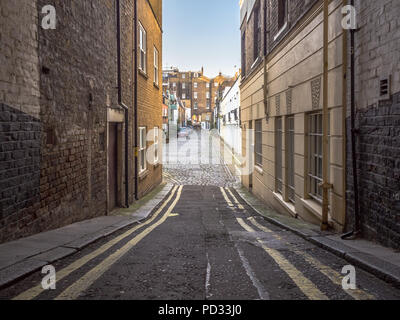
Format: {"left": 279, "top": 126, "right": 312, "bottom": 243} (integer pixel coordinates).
{"left": 221, "top": 187, "right": 375, "bottom": 300}
{"left": 14, "top": 186, "right": 183, "bottom": 300}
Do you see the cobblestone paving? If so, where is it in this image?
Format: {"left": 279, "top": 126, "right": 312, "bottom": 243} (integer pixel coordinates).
{"left": 162, "top": 130, "right": 240, "bottom": 187}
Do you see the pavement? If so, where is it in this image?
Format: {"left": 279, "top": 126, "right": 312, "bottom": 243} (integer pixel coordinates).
{"left": 0, "top": 129, "right": 399, "bottom": 299}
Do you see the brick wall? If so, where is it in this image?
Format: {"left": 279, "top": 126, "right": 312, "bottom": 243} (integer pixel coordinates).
{"left": 137, "top": 0, "right": 163, "bottom": 197}
{"left": 346, "top": 0, "right": 400, "bottom": 249}
{"left": 0, "top": 0, "right": 138, "bottom": 243}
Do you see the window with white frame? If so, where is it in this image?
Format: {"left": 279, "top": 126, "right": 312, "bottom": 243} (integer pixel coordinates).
{"left": 182, "top": 82, "right": 186, "bottom": 89}
{"left": 255, "top": 119, "right": 263, "bottom": 167}
{"left": 215, "top": 82, "right": 218, "bottom": 87}
{"left": 139, "top": 127, "right": 147, "bottom": 173}
{"left": 154, "top": 127, "right": 159, "bottom": 164}
{"left": 139, "top": 22, "right": 147, "bottom": 73}
{"left": 206, "top": 83, "right": 210, "bottom": 88}
{"left": 182, "top": 93, "right": 186, "bottom": 99}
{"left": 172, "top": 82, "right": 176, "bottom": 88}
{"left": 286, "top": 116, "right": 295, "bottom": 203}
{"left": 194, "top": 82, "right": 198, "bottom": 88}
{"left": 194, "top": 102, "right": 198, "bottom": 109}
{"left": 275, "top": 117, "right": 283, "bottom": 194}
{"left": 194, "top": 92, "right": 198, "bottom": 99}
{"left": 308, "top": 113, "right": 323, "bottom": 202}
{"left": 153, "top": 46, "right": 159, "bottom": 85}
{"left": 207, "top": 102, "right": 210, "bottom": 109}
{"left": 206, "top": 92, "right": 210, "bottom": 99}
{"left": 182, "top": 74, "right": 186, "bottom": 79}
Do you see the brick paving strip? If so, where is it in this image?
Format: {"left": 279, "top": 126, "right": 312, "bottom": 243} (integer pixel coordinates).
{"left": 234, "top": 187, "right": 400, "bottom": 289}
{"left": 0, "top": 183, "right": 174, "bottom": 289}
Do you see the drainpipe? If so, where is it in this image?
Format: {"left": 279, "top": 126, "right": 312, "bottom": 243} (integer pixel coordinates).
{"left": 321, "top": 0, "right": 333, "bottom": 230}
{"left": 116, "top": 0, "right": 130, "bottom": 208}
{"left": 342, "top": 0, "right": 361, "bottom": 240}
{"left": 133, "top": 0, "right": 139, "bottom": 201}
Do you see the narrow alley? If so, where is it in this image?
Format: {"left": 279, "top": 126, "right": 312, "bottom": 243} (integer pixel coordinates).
{"left": 0, "top": 131, "right": 399, "bottom": 301}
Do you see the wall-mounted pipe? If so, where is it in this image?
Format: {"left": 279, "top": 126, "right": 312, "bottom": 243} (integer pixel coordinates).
{"left": 116, "top": 0, "right": 130, "bottom": 208}
{"left": 133, "top": 0, "right": 139, "bottom": 201}
{"left": 342, "top": 0, "right": 361, "bottom": 240}
{"left": 321, "top": 0, "right": 332, "bottom": 230}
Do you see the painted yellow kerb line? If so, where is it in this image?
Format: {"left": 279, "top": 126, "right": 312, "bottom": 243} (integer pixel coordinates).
{"left": 236, "top": 217, "right": 328, "bottom": 300}
{"left": 226, "top": 188, "right": 244, "bottom": 210}
{"left": 55, "top": 186, "right": 184, "bottom": 300}
{"left": 13, "top": 186, "right": 179, "bottom": 301}
{"left": 247, "top": 217, "right": 375, "bottom": 300}
{"left": 219, "top": 187, "right": 234, "bottom": 208}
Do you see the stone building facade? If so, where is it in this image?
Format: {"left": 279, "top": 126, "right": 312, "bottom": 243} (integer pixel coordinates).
{"left": 0, "top": 0, "right": 162, "bottom": 244}
{"left": 345, "top": 0, "right": 400, "bottom": 249}
{"left": 240, "top": 0, "right": 347, "bottom": 231}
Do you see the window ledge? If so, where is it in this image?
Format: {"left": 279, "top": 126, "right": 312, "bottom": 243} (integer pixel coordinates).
{"left": 154, "top": 162, "right": 161, "bottom": 168}
{"left": 254, "top": 165, "right": 263, "bottom": 175}
{"left": 153, "top": 82, "right": 160, "bottom": 90}
{"left": 300, "top": 198, "right": 333, "bottom": 225}
{"left": 273, "top": 192, "right": 297, "bottom": 218}
{"left": 139, "top": 69, "right": 148, "bottom": 79}
{"left": 273, "top": 22, "right": 288, "bottom": 42}
{"left": 139, "top": 169, "right": 149, "bottom": 181}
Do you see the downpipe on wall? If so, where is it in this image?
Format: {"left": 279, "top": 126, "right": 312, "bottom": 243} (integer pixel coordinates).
{"left": 342, "top": 0, "right": 361, "bottom": 240}
{"left": 321, "top": 0, "right": 333, "bottom": 231}
{"left": 116, "top": 0, "right": 130, "bottom": 208}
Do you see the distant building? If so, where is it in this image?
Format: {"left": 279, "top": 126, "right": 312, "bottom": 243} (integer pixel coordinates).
{"left": 163, "top": 68, "right": 235, "bottom": 130}
{"left": 219, "top": 75, "right": 242, "bottom": 176}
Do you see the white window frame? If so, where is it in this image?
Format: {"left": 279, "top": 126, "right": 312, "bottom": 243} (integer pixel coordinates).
{"left": 182, "top": 74, "right": 186, "bottom": 79}
{"left": 194, "top": 92, "right": 198, "bottom": 99}
{"left": 206, "top": 92, "right": 210, "bottom": 99}
{"left": 206, "top": 83, "right": 210, "bottom": 88}
{"left": 139, "top": 127, "right": 147, "bottom": 174}
{"left": 139, "top": 22, "right": 147, "bottom": 73}
{"left": 182, "top": 82, "right": 186, "bottom": 89}
{"left": 153, "top": 46, "right": 159, "bottom": 86}
{"left": 194, "top": 82, "right": 198, "bottom": 88}
{"left": 215, "top": 82, "right": 218, "bottom": 87}
{"left": 154, "top": 127, "right": 159, "bottom": 164}
{"left": 182, "top": 93, "right": 186, "bottom": 99}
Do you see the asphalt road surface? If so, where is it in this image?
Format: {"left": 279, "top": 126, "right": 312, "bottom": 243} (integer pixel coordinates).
{"left": 1, "top": 185, "right": 400, "bottom": 300}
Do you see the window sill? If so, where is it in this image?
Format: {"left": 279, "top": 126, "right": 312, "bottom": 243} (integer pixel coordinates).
{"left": 300, "top": 198, "right": 333, "bottom": 225}
{"left": 153, "top": 82, "right": 160, "bottom": 90}
{"left": 273, "top": 22, "right": 288, "bottom": 42}
{"left": 139, "top": 69, "right": 148, "bottom": 79}
{"left": 154, "top": 162, "right": 161, "bottom": 168}
{"left": 273, "top": 192, "right": 297, "bottom": 218}
{"left": 254, "top": 165, "right": 263, "bottom": 175}
{"left": 138, "top": 169, "right": 149, "bottom": 181}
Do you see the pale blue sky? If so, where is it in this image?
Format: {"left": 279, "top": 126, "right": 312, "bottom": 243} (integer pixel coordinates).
{"left": 162, "top": 0, "right": 240, "bottom": 78}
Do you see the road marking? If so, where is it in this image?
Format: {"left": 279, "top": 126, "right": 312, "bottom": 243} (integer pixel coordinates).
{"left": 235, "top": 243, "right": 270, "bottom": 300}
{"left": 236, "top": 218, "right": 328, "bottom": 300}
{"left": 247, "top": 217, "right": 375, "bottom": 300}
{"left": 205, "top": 253, "right": 212, "bottom": 299}
{"left": 13, "top": 186, "right": 179, "bottom": 301}
{"left": 55, "top": 186, "right": 184, "bottom": 300}
{"left": 226, "top": 188, "right": 244, "bottom": 210}
{"left": 169, "top": 213, "right": 180, "bottom": 217}
{"left": 220, "top": 187, "right": 234, "bottom": 208}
